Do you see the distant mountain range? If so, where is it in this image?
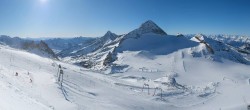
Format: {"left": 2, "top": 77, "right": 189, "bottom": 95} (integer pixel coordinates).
{"left": 44, "top": 37, "right": 94, "bottom": 54}
{"left": 46, "top": 20, "right": 250, "bottom": 71}
{"left": 1, "top": 20, "right": 249, "bottom": 71}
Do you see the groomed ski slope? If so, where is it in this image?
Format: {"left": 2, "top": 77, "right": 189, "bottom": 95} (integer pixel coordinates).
{"left": 0, "top": 45, "right": 76, "bottom": 110}
{"left": 1, "top": 43, "right": 250, "bottom": 110}
{"left": 0, "top": 45, "right": 176, "bottom": 110}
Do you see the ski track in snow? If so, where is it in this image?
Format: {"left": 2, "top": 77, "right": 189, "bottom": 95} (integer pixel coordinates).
{"left": 1, "top": 41, "right": 250, "bottom": 110}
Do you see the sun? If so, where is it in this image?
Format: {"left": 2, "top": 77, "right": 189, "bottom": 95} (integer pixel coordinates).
{"left": 40, "top": 0, "right": 48, "bottom": 3}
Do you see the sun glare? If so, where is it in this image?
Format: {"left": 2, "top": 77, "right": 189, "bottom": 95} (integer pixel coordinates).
{"left": 40, "top": 0, "right": 47, "bottom": 3}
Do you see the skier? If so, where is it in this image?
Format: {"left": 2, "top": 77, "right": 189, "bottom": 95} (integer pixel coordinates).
{"left": 57, "top": 64, "right": 62, "bottom": 77}
{"left": 15, "top": 72, "right": 18, "bottom": 76}
{"left": 59, "top": 64, "right": 61, "bottom": 69}
{"left": 58, "top": 69, "right": 64, "bottom": 82}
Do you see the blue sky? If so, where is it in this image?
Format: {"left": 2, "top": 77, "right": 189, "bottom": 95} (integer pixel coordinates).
{"left": 0, "top": 0, "right": 249, "bottom": 38}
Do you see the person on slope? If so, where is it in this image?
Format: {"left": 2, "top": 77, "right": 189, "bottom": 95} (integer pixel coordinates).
{"left": 59, "top": 64, "right": 61, "bottom": 69}
{"left": 57, "top": 64, "right": 62, "bottom": 77}
{"left": 58, "top": 69, "right": 64, "bottom": 82}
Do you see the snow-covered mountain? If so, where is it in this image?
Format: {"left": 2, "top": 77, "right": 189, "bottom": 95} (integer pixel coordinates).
{"left": 185, "top": 34, "right": 250, "bottom": 45}
{"left": 57, "top": 20, "right": 168, "bottom": 67}
{"left": 0, "top": 35, "right": 25, "bottom": 48}
{"left": 207, "top": 34, "right": 250, "bottom": 48}
{"left": 58, "top": 31, "right": 122, "bottom": 68}
{"left": 123, "top": 20, "right": 167, "bottom": 39}
{"left": 115, "top": 26, "right": 195, "bottom": 55}
{"left": 57, "top": 31, "right": 119, "bottom": 58}
{"left": 1, "top": 20, "right": 250, "bottom": 110}
{"left": 186, "top": 34, "right": 250, "bottom": 52}
{"left": 190, "top": 34, "right": 249, "bottom": 64}
{"left": 59, "top": 20, "right": 180, "bottom": 68}
{"left": 241, "top": 43, "right": 250, "bottom": 52}
{"left": 44, "top": 37, "right": 94, "bottom": 54}
{"left": 57, "top": 20, "right": 249, "bottom": 71}
{"left": 0, "top": 35, "right": 58, "bottom": 59}
{"left": 22, "top": 40, "right": 58, "bottom": 59}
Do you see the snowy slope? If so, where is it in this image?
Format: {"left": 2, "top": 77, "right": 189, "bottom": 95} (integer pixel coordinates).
{"left": 190, "top": 34, "right": 250, "bottom": 64}
{"left": 110, "top": 39, "right": 250, "bottom": 109}
{"left": 186, "top": 34, "right": 250, "bottom": 55}
{"left": 0, "top": 45, "right": 75, "bottom": 110}
{"left": 116, "top": 34, "right": 198, "bottom": 55}
{"left": 3, "top": 41, "right": 250, "bottom": 110}
{"left": 0, "top": 43, "right": 180, "bottom": 110}
{"left": 1, "top": 39, "right": 250, "bottom": 110}
{"left": 2, "top": 20, "right": 250, "bottom": 110}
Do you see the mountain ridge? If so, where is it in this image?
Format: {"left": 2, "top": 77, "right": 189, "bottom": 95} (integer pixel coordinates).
{"left": 54, "top": 20, "right": 250, "bottom": 70}
{"left": 0, "top": 35, "right": 58, "bottom": 59}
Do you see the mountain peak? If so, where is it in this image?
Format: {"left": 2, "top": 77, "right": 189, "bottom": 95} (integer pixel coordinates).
{"left": 140, "top": 20, "right": 157, "bottom": 28}
{"left": 102, "top": 31, "right": 118, "bottom": 41}
{"left": 138, "top": 20, "right": 167, "bottom": 35}
{"left": 104, "top": 31, "right": 113, "bottom": 36}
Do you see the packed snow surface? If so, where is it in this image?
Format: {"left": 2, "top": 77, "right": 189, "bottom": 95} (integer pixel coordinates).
{"left": 1, "top": 39, "right": 250, "bottom": 110}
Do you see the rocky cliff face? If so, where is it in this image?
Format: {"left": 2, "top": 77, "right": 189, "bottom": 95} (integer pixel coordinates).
{"left": 0, "top": 35, "right": 58, "bottom": 59}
